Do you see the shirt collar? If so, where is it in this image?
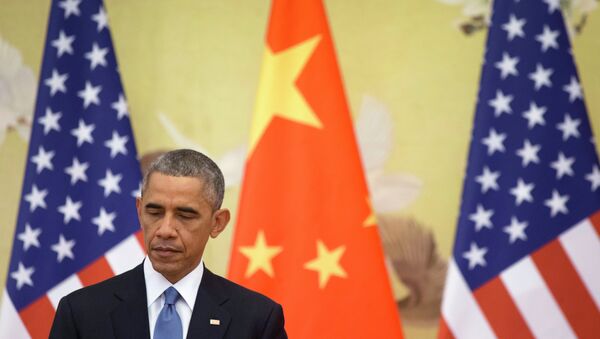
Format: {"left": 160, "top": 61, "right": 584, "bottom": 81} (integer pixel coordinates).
{"left": 143, "top": 256, "right": 204, "bottom": 310}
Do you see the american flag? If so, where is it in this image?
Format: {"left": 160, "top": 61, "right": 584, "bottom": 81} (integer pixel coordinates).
{"left": 439, "top": 1, "right": 600, "bottom": 338}
{"left": 0, "top": 1, "right": 145, "bottom": 338}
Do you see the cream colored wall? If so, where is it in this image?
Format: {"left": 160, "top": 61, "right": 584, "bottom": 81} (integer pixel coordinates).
{"left": 1, "top": 1, "right": 599, "bottom": 338}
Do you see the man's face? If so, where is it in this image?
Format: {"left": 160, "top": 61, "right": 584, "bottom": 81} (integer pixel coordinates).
{"left": 136, "top": 172, "right": 229, "bottom": 283}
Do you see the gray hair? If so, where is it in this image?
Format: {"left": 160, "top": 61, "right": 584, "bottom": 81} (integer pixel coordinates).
{"left": 141, "top": 149, "right": 225, "bottom": 210}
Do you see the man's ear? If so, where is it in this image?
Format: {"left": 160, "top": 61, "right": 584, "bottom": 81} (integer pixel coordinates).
{"left": 136, "top": 196, "right": 142, "bottom": 222}
{"left": 210, "top": 208, "right": 230, "bottom": 238}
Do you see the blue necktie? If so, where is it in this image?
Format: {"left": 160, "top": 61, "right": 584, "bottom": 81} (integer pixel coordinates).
{"left": 153, "top": 287, "right": 183, "bottom": 339}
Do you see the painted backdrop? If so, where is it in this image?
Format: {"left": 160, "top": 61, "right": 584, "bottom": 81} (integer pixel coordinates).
{"left": 1, "top": 1, "right": 599, "bottom": 338}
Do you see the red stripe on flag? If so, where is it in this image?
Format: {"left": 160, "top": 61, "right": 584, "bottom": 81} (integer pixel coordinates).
{"left": 473, "top": 276, "right": 534, "bottom": 339}
{"left": 78, "top": 256, "right": 114, "bottom": 286}
{"left": 135, "top": 230, "right": 146, "bottom": 252}
{"left": 19, "top": 296, "right": 55, "bottom": 339}
{"left": 437, "top": 317, "right": 455, "bottom": 339}
{"left": 590, "top": 211, "right": 600, "bottom": 235}
{"left": 532, "top": 240, "right": 600, "bottom": 337}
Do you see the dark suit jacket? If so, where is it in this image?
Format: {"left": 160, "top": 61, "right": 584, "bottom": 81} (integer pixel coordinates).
{"left": 49, "top": 263, "right": 287, "bottom": 339}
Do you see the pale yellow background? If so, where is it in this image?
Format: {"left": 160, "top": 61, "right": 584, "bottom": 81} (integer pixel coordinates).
{"left": 1, "top": 1, "right": 599, "bottom": 338}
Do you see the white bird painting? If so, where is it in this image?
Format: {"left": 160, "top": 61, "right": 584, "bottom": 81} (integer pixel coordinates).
{"left": 0, "top": 36, "right": 36, "bottom": 145}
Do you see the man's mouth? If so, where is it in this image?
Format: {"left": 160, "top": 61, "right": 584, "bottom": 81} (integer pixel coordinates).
{"left": 151, "top": 245, "right": 181, "bottom": 258}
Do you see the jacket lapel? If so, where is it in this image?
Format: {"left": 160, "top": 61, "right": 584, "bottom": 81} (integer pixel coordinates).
{"left": 110, "top": 264, "right": 151, "bottom": 339}
{"left": 186, "top": 268, "right": 231, "bottom": 339}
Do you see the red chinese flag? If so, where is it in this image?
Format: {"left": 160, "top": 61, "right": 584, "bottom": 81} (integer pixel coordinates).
{"left": 228, "top": 0, "right": 404, "bottom": 337}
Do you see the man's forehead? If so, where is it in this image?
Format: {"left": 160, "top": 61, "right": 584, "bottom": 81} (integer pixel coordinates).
{"left": 143, "top": 173, "right": 212, "bottom": 206}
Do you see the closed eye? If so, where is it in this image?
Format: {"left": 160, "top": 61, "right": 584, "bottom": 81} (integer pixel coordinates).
{"left": 144, "top": 203, "right": 164, "bottom": 216}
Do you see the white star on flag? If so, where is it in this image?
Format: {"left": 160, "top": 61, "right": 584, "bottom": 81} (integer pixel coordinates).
{"left": 77, "top": 81, "right": 102, "bottom": 108}
{"left": 31, "top": 146, "right": 55, "bottom": 174}
{"left": 488, "top": 90, "right": 513, "bottom": 116}
{"left": 92, "top": 207, "right": 117, "bottom": 235}
{"left": 544, "top": 190, "right": 569, "bottom": 217}
{"left": 501, "top": 14, "right": 526, "bottom": 41}
{"left": 563, "top": 77, "right": 583, "bottom": 102}
{"left": 516, "top": 139, "right": 541, "bottom": 167}
{"left": 469, "top": 204, "right": 494, "bottom": 231}
{"left": 503, "top": 217, "right": 528, "bottom": 243}
{"left": 17, "top": 224, "right": 42, "bottom": 251}
{"left": 38, "top": 108, "right": 62, "bottom": 135}
{"left": 111, "top": 94, "right": 129, "bottom": 120}
{"left": 462, "top": 242, "right": 488, "bottom": 269}
{"left": 51, "top": 234, "right": 76, "bottom": 262}
{"left": 482, "top": 128, "right": 507, "bottom": 155}
{"left": 58, "top": 0, "right": 81, "bottom": 18}
{"left": 535, "top": 25, "right": 559, "bottom": 52}
{"left": 131, "top": 183, "right": 142, "bottom": 198}
{"left": 509, "top": 178, "right": 535, "bottom": 205}
{"left": 494, "top": 52, "right": 519, "bottom": 79}
{"left": 44, "top": 69, "right": 68, "bottom": 96}
{"left": 91, "top": 6, "right": 108, "bottom": 32}
{"left": 71, "top": 119, "right": 95, "bottom": 146}
{"left": 64, "top": 157, "right": 89, "bottom": 185}
{"left": 10, "top": 263, "right": 35, "bottom": 290}
{"left": 522, "top": 102, "right": 546, "bottom": 129}
{"left": 51, "top": 30, "right": 75, "bottom": 57}
{"left": 104, "top": 131, "right": 129, "bottom": 158}
{"left": 528, "top": 63, "right": 553, "bottom": 90}
{"left": 585, "top": 165, "right": 600, "bottom": 191}
{"left": 57, "top": 196, "right": 82, "bottom": 224}
{"left": 542, "top": 0, "right": 561, "bottom": 13}
{"left": 98, "top": 169, "right": 122, "bottom": 197}
{"left": 556, "top": 114, "right": 581, "bottom": 141}
{"left": 84, "top": 43, "right": 109, "bottom": 70}
{"left": 550, "top": 152, "right": 575, "bottom": 179}
{"left": 24, "top": 185, "right": 48, "bottom": 212}
{"left": 475, "top": 166, "right": 500, "bottom": 193}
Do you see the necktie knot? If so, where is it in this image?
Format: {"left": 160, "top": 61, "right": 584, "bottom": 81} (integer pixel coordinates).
{"left": 164, "top": 286, "right": 179, "bottom": 305}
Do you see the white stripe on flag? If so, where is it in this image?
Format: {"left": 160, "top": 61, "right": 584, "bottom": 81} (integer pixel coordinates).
{"left": 47, "top": 275, "right": 83, "bottom": 309}
{"left": 0, "top": 289, "right": 31, "bottom": 339}
{"left": 559, "top": 219, "right": 600, "bottom": 310}
{"left": 441, "top": 260, "right": 496, "bottom": 339}
{"left": 105, "top": 235, "right": 145, "bottom": 274}
{"left": 501, "top": 256, "right": 575, "bottom": 339}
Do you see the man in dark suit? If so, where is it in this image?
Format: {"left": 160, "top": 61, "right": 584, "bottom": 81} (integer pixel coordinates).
{"left": 50, "top": 149, "right": 287, "bottom": 339}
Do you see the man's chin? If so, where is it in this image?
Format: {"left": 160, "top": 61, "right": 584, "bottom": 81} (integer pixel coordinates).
{"left": 149, "top": 252, "right": 180, "bottom": 269}
{"left": 149, "top": 259, "right": 181, "bottom": 278}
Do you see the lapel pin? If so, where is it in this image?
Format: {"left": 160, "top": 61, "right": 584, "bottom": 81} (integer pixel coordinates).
{"left": 210, "top": 319, "right": 220, "bottom": 326}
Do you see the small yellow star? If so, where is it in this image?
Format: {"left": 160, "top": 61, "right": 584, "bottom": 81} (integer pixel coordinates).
{"left": 304, "top": 240, "right": 347, "bottom": 289}
{"left": 238, "top": 230, "right": 283, "bottom": 278}
{"left": 362, "top": 197, "right": 377, "bottom": 227}
{"left": 249, "top": 35, "right": 323, "bottom": 155}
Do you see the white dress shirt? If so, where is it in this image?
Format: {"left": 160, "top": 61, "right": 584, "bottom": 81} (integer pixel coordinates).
{"left": 144, "top": 257, "right": 204, "bottom": 339}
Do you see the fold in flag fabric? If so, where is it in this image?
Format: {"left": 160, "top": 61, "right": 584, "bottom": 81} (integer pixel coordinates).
{"left": 439, "top": 1, "right": 600, "bottom": 338}
{"left": 0, "top": 1, "right": 145, "bottom": 338}
{"left": 227, "top": 0, "right": 404, "bottom": 337}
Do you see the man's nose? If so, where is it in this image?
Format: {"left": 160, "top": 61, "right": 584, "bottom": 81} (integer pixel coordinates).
{"left": 156, "top": 214, "right": 177, "bottom": 237}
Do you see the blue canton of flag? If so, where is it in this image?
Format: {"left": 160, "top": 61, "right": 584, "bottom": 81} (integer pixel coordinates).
{"left": 440, "top": 0, "right": 600, "bottom": 338}
{"left": 0, "top": 1, "right": 145, "bottom": 338}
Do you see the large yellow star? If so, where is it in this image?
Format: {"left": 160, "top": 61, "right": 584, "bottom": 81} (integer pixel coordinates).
{"left": 362, "top": 197, "right": 377, "bottom": 228}
{"left": 304, "top": 240, "right": 347, "bottom": 289}
{"left": 238, "top": 230, "right": 283, "bottom": 278}
{"left": 249, "top": 35, "right": 323, "bottom": 155}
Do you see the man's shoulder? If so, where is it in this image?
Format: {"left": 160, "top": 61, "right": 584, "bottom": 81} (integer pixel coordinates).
{"left": 63, "top": 263, "right": 142, "bottom": 303}
{"left": 202, "top": 268, "right": 286, "bottom": 337}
